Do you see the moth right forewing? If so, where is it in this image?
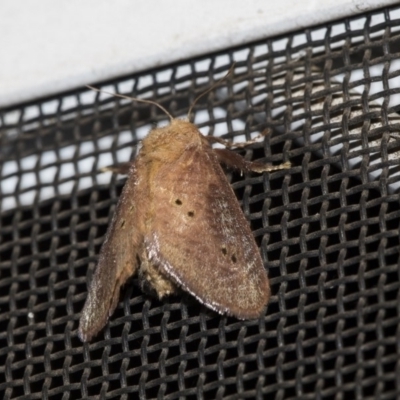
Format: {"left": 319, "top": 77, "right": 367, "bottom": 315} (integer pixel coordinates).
{"left": 145, "top": 135, "right": 270, "bottom": 319}
{"left": 78, "top": 165, "right": 144, "bottom": 342}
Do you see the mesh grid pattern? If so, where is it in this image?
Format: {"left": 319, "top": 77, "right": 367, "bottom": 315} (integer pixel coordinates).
{"left": 1, "top": 5, "right": 400, "bottom": 400}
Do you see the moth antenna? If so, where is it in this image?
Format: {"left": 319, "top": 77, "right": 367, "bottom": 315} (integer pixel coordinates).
{"left": 86, "top": 85, "right": 174, "bottom": 122}
{"left": 187, "top": 63, "right": 236, "bottom": 122}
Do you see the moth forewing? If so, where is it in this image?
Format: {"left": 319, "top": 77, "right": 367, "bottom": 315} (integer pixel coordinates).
{"left": 78, "top": 165, "right": 143, "bottom": 342}
{"left": 140, "top": 121, "right": 271, "bottom": 318}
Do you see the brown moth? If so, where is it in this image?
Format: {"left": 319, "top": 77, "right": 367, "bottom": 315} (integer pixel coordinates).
{"left": 78, "top": 75, "right": 290, "bottom": 342}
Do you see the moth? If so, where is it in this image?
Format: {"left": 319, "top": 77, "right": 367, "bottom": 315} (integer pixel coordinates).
{"left": 78, "top": 73, "right": 290, "bottom": 342}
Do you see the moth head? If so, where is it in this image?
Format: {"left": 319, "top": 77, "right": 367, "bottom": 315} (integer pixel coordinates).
{"left": 141, "top": 120, "right": 202, "bottom": 159}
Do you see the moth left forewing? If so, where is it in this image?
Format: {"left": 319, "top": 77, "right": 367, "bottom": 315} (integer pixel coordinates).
{"left": 78, "top": 165, "right": 143, "bottom": 342}
{"left": 146, "top": 139, "right": 270, "bottom": 319}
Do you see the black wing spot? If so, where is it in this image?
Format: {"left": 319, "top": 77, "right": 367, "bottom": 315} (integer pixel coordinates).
{"left": 175, "top": 199, "right": 182, "bottom": 205}
{"left": 221, "top": 247, "right": 227, "bottom": 256}
{"left": 187, "top": 211, "right": 194, "bottom": 217}
{"left": 231, "top": 254, "right": 237, "bottom": 263}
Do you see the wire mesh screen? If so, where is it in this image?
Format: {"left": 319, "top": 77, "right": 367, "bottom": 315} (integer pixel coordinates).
{"left": 1, "top": 5, "right": 400, "bottom": 400}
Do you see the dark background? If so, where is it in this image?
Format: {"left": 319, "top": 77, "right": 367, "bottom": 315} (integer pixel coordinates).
{"left": 1, "top": 4, "right": 400, "bottom": 399}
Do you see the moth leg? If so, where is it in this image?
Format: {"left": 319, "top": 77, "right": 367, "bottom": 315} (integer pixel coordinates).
{"left": 100, "top": 161, "right": 134, "bottom": 175}
{"left": 205, "top": 136, "right": 235, "bottom": 147}
{"left": 205, "top": 129, "right": 271, "bottom": 149}
{"left": 139, "top": 249, "right": 177, "bottom": 299}
{"left": 213, "top": 148, "right": 291, "bottom": 173}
